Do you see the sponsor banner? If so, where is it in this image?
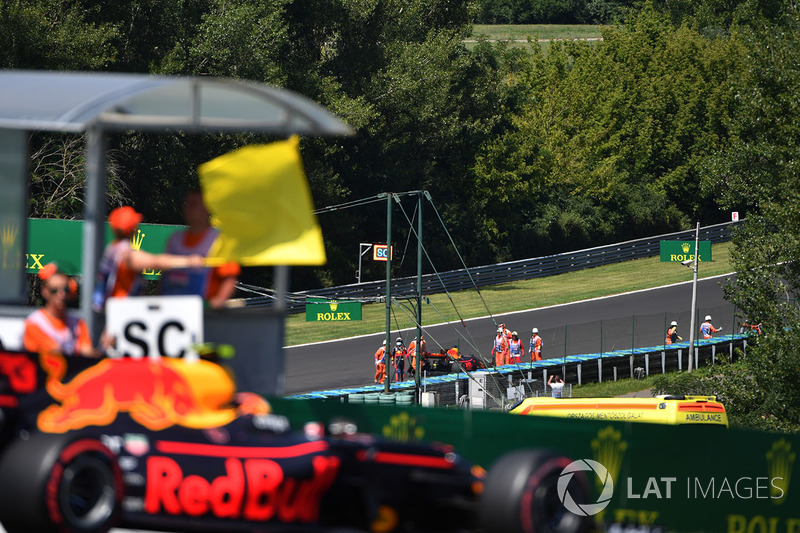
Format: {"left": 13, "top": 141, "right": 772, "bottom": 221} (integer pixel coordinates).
{"left": 305, "top": 298, "right": 362, "bottom": 322}
{"left": 270, "top": 398, "right": 800, "bottom": 533}
{"left": 0, "top": 130, "right": 28, "bottom": 303}
{"left": 26, "top": 218, "right": 185, "bottom": 279}
{"left": 659, "top": 240, "right": 712, "bottom": 262}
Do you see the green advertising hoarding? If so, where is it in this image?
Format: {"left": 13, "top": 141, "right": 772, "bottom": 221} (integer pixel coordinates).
{"left": 305, "top": 298, "right": 362, "bottom": 322}
{"left": 26, "top": 218, "right": 184, "bottom": 279}
{"left": 660, "top": 240, "right": 712, "bottom": 262}
{"left": 271, "top": 398, "right": 800, "bottom": 533}
{"left": 0, "top": 130, "right": 27, "bottom": 304}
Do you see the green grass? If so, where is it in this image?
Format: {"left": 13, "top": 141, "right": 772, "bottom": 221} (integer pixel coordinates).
{"left": 285, "top": 241, "right": 734, "bottom": 346}
{"left": 570, "top": 376, "right": 659, "bottom": 398}
{"left": 464, "top": 24, "right": 604, "bottom": 52}
{"left": 470, "top": 24, "right": 605, "bottom": 41}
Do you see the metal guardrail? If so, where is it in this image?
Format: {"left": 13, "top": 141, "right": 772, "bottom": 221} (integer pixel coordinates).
{"left": 286, "top": 333, "right": 750, "bottom": 402}
{"left": 245, "top": 221, "right": 738, "bottom": 312}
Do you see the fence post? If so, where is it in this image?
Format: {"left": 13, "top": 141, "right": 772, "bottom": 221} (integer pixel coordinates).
{"left": 645, "top": 354, "right": 649, "bottom": 376}
{"left": 600, "top": 319, "right": 603, "bottom": 357}
{"left": 613, "top": 367, "right": 618, "bottom": 381}
{"left": 629, "top": 355, "right": 634, "bottom": 378}
{"left": 678, "top": 349, "right": 682, "bottom": 371}
{"left": 661, "top": 351, "right": 665, "bottom": 374}
{"left": 578, "top": 364, "right": 582, "bottom": 385}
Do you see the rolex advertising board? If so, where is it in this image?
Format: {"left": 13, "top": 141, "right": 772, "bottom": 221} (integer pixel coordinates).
{"left": 660, "top": 240, "right": 712, "bottom": 262}
{"left": 26, "top": 218, "right": 182, "bottom": 279}
{"left": 305, "top": 298, "right": 362, "bottom": 322}
{"left": 0, "top": 130, "right": 28, "bottom": 304}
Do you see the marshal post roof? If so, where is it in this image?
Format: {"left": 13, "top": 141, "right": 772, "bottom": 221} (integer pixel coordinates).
{"left": 0, "top": 70, "right": 353, "bottom": 135}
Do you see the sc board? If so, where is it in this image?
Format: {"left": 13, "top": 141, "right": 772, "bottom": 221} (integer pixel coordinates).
{"left": 106, "top": 296, "right": 203, "bottom": 360}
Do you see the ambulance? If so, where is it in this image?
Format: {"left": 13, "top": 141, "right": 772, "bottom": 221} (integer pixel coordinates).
{"left": 509, "top": 395, "right": 728, "bottom": 427}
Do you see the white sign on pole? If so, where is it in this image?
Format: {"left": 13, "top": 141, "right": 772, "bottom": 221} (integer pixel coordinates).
{"left": 106, "top": 295, "right": 203, "bottom": 361}
{"left": 732, "top": 211, "right": 739, "bottom": 221}
{"left": 0, "top": 317, "right": 24, "bottom": 350}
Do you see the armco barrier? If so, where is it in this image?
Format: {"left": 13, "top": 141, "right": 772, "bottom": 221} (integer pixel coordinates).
{"left": 269, "top": 387, "right": 800, "bottom": 533}
{"left": 244, "top": 221, "right": 738, "bottom": 312}
{"left": 286, "top": 333, "right": 750, "bottom": 406}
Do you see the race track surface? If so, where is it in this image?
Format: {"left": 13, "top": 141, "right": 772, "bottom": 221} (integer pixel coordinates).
{"left": 284, "top": 275, "right": 735, "bottom": 395}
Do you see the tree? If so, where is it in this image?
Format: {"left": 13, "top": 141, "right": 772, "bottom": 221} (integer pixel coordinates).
{"left": 28, "top": 135, "right": 128, "bottom": 220}
{"left": 0, "top": 0, "right": 116, "bottom": 70}
{"left": 696, "top": 3, "right": 800, "bottom": 430}
{"left": 471, "top": 3, "right": 746, "bottom": 259}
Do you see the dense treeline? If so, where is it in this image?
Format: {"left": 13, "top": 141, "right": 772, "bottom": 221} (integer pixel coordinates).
{"left": 6, "top": 1, "right": 800, "bottom": 431}
{"left": 6, "top": 0, "right": 780, "bottom": 283}
{"left": 476, "top": 0, "right": 634, "bottom": 24}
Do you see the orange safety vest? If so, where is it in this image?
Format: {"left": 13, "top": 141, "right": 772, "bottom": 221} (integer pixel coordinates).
{"left": 23, "top": 309, "right": 91, "bottom": 355}
{"left": 530, "top": 335, "right": 542, "bottom": 354}
{"left": 493, "top": 336, "right": 508, "bottom": 354}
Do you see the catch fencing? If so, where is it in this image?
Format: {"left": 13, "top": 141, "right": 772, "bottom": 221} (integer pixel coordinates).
{"left": 287, "top": 302, "right": 748, "bottom": 406}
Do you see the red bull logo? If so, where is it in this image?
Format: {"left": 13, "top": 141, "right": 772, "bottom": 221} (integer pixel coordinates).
{"left": 145, "top": 454, "right": 340, "bottom": 522}
{"left": 37, "top": 353, "right": 239, "bottom": 433}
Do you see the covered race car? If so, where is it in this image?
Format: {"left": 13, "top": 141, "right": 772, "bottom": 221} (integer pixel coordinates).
{"left": 0, "top": 349, "right": 591, "bottom": 533}
{"left": 421, "top": 350, "right": 487, "bottom": 374}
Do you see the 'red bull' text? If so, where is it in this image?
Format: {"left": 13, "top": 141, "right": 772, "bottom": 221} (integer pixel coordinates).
{"left": 144, "top": 455, "right": 340, "bottom": 522}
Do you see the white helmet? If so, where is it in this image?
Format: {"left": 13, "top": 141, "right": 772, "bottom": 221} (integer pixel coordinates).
{"left": 512, "top": 331, "right": 518, "bottom": 337}
{"left": 382, "top": 340, "right": 386, "bottom": 345}
{"left": 497, "top": 328, "right": 503, "bottom": 333}
{"left": 532, "top": 327, "right": 539, "bottom": 334}
{"left": 705, "top": 315, "right": 712, "bottom": 321}
{"left": 670, "top": 321, "right": 677, "bottom": 326}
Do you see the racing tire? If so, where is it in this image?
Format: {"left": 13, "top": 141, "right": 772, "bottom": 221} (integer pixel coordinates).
{"left": 479, "top": 449, "right": 591, "bottom": 533}
{"left": 0, "top": 432, "right": 122, "bottom": 533}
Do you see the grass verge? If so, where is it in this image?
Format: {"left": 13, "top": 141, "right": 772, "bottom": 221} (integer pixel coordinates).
{"left": 285, "top": 241, "right": 733, "bottom": 346}
{"left": 570, "top": 376, "right": 659, "bottom": 398}
{"left": 470, "top": 24, "right": 605, "bottom": 41}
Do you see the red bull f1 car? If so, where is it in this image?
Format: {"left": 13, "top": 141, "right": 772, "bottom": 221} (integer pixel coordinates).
{"left": 0, "top": 349, "right": 590, "bottom": 533}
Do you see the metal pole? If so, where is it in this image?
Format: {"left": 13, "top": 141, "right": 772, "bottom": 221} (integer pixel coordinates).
{"left": 415, "top": 192, "right": 423, "bottom": 399}
{"left": 274, "top": 266, "right": 289, "bottom": 312}
{"left": 357, "top": 246, "right": 362, "bottom": 284}
{"left": 599, "top": 320, "right": 603, "bottom": 357}
{"left": 599, "top": 316, "right": 603, "bottom": 383}
{"left": 384, "top": 194, "right": 393, "bottom": 393}
{"left": 357, "top": 243, "right": 371, "bottom": 284}
{"left": 82, "top": 126, "right": 107, "bottom": 342}
{"left": 688, "top": 221, "right": 700, "bottom": 373}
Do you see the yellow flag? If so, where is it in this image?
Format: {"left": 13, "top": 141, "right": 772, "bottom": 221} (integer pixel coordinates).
{"left": 198, "top": 136, "right": 326, "bottom": 266}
